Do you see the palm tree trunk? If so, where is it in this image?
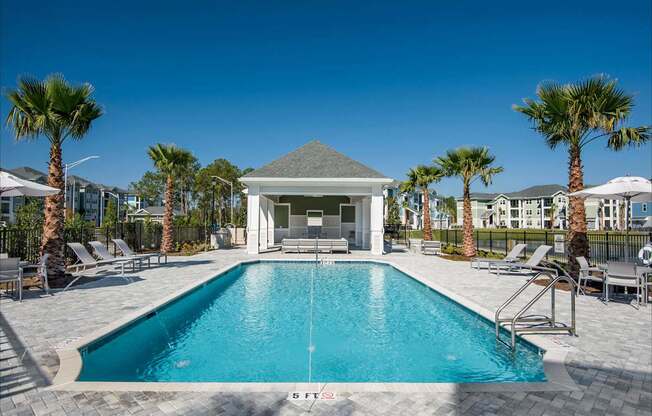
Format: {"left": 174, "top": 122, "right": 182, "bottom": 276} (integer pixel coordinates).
{"left": 161, "top": 175, "right": 174, "bottom": 253}
{"left": 41, "top": 142, "right": 66, "bottom": 284}
{"left": 422, "top": 189, "right": 432, "bottom": 241}
{"left": 462, "top": 182, "right": 476, "bottom": 257}
{"left": 567, "top": 144, "right": 589, "bottom": 276}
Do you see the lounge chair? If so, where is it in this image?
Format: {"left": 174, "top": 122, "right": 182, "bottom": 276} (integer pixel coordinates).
{"left": 421, "top": 240, "right": 441, "bottom": 255}
{"left": 488, "top": 245, "right": 553, "bottom": 276}
{"left": 576, "top": 256, "right": 604, "bottom": 295}
{"left": 88, "top": 241, "right": 143, "bottom": 271}
{"left": 604, "top": 262, "right": 641, "bottom": 308}
{"left": 0, "top": 258, "right": 23, "bottom": 301}
{"left": 112, "top": 239, "right": 167, "bottom": 265}
{"left": 471, "top": 243, "right": 526, "bottom": 270}
{"left": 66, "top": 242, "right": 134, "bottom": 276}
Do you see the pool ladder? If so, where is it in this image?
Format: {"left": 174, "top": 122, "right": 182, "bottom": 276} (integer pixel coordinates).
{"left": 495, "top": 271, "right": 577, "bottom": 350}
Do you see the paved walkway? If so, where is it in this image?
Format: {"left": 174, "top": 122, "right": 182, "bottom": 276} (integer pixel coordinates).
{"left": 1, "top": 248, "right": 650, "bottom": 415}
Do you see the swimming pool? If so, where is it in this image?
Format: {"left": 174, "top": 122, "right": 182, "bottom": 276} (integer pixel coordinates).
{"left": 78, "top": 261, "right": 546, "bottom": 383}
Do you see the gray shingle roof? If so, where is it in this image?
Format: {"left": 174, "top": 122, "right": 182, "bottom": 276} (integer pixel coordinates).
{"left": 243, "top": 140, "right": 388, "bottom": 179}
{"left": 133, "top": 206, "right": 181, "bottom": 216}
{"left": 506, "top": 184, "right": 567, "bottom": 198}
{"left": 464, "top": 185, "right": 568, "bottom": 201}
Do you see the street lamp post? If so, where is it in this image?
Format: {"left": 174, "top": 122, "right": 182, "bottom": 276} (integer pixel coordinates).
{"left": 210, "top": 177, "right": 218, "bottom": 231}
{"left": 64, "top": 156, "right": 99, "bottom": 217}
{"left": 101, "top": 190, "right": 121, "bottom": 238}
{"left": 211, "top": 176, "right": 234, "bottom": 225}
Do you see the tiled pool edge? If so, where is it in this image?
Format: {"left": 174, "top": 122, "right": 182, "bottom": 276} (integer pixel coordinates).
{"left": 49, "top": 258, "right": 579, "bottom": 393}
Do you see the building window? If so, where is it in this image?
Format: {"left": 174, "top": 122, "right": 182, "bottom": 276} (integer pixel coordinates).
{"left": 643, "top": 203, "right": 648, "bottom": 213}
{"left": 510, "top": 200, "right": 519, "bottom": 208}
{"left": 525, "top": 209, "right": 532, "bottom": 216}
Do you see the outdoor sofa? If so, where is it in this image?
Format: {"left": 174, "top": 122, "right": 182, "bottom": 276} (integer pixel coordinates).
{"left": 282, "top": 238, "right": 349, "bottom": 254}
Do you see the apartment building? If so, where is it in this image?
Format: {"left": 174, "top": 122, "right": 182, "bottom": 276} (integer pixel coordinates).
{"left": 3, "top": 167, "right": 133, "bottom": 226}
{"left": 454, "top": 184, "right": 637, "bottom": 230}
{"left": 384, "top": 182, "right": 451, "bottom": 229}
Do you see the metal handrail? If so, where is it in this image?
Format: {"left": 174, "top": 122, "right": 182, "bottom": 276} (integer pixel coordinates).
{"left": 495, "top": 272, "right": 548, "bottom": 337}
{"left": 495, "top": 271, "right": 577, "bottom": 350}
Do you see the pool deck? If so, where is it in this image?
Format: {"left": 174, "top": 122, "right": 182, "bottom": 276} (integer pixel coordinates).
{"left": 1, "top": 247, "right": 651, "bottom": 415}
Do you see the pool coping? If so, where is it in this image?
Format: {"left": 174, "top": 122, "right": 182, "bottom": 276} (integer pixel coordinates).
{"left": 49, "top": 258, "right": 580, "bottom": 393}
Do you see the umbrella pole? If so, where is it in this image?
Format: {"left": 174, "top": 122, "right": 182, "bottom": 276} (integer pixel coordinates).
{"left": 625, "top": 196, "right": 630, "bottom": 262}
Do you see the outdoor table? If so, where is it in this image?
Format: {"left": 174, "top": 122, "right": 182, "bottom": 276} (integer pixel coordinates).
{"left": 637, "top": 266, "right": 652, "bottom": 305}
{"left": 600, "top": 263, "right": 651, "bottom": 306}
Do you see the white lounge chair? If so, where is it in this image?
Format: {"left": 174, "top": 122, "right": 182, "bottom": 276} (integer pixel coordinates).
{"left": 576, "top": 256, "right": 604, "bottom": 295}
{"left": 67, "top": 243, "right": 133, "bottom": 275}
{"left": 112, "top": 239, "right": 167, "bottom": 266}
{"left": 421, "top": 240, "right": 441, "bottom": 255}
{"left": 88, "top": 241, "right": 142, "bottom": 271}
{"left": 489, "top": 245, "right": 553, "bottom": 276}
{"left": 0, "top": 258, "right": 23, "bottom": 301}
{"left": 604, "top": 262, "right": 641, "bottom": 308}
{"left": 471, "top": 243, "right": 526, "bottom": 269}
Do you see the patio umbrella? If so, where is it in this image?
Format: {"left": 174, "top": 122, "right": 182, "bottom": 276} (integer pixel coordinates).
{"left": 0, "top": 171, "right": 60, "bottom": 197}
{"left": 569, "top": 176, "right": 652, "bottom": 260}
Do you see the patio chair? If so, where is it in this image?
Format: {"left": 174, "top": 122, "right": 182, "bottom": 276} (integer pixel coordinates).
{"left": 471, "top": 243, "right": 526, "bottom": 270}
{"left": 604, "top": 262, "right": 641, "bottom": 308}
{"left": 0, "top": 258, "right": 23, "bottom": 301}
{"left": 330, "top": 239, "right": 349, "bottom": 253}
{"left": 20, "top": 254, "right": 50, "bottom": 296}
{"left": 421, "top": 240, "right": 441, "bottom": 255}
{"left": 489, "top": 245, "right": 553, "bottom": 276}
{"left": 112, "top": 239, "right": 167, "bottom": 266}
{"left": 576, "top": 256, "right": 604, "bottom": 295}
{"left": 88, "top": 241, "right": 142, "bottom": 271}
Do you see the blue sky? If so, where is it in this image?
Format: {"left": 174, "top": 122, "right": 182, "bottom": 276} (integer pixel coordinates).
{"left": 1, "top": 0, "right": 650, "bottom": 197}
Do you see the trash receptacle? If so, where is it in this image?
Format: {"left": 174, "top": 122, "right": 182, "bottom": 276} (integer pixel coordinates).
{"left": 211, "top": 228, "right": 232, "bottom": 249}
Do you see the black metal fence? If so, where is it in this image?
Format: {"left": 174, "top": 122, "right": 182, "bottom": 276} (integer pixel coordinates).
{"left": 0, "top": 223, "right": 210, "bottom": 263}
{"left": 431, "top": 229, "right": 652, "bottom": 265}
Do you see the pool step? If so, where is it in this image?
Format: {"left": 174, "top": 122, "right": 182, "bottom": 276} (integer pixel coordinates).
{"left": 495, "top": 271, "right": 577, "bottom": 350}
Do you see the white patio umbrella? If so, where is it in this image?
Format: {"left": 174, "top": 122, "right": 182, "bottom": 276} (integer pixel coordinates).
{"left": 0, "top": 171, "right": 60, "bottom": 197}
{"left": 569, "top": 176, "right": 652, "bottom": 260}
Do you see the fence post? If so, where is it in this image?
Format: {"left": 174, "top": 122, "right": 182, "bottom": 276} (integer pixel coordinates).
{"left": 489, "top": 230, "right": 493, "bottom": 253}
{"left": 504, "top": 231, "right": 508, "bottom": 255}
{"left": 605, "top": 232, "right": 610, "bottom": 261}
{"left": 523, "top": 230, "right": 527, "bottom": 256}
{"left": 475, "top": 230, "right": 479, "bottom": 251}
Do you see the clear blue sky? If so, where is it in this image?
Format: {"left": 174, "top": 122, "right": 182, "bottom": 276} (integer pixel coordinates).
{"left": 1, "top": 0, "right": 650, "bottom": 197}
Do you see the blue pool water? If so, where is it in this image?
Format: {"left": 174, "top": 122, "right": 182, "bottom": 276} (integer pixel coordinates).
{"left": 78, "top": 261, "right": 546, "bottom": 383}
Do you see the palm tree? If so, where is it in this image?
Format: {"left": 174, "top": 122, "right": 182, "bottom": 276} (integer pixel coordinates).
{"left": 400, "top": 165, "right": 444, "bottom": 241}
{"left": 147, "top": 144, "right": 195, "bottom": 253}
{"left": 436, "top": 147, "right": 503, "bottom": 257}
{"left": 514, "top": 76, "right": 650, "bottom": 274}
{"left": 5, "top": 74, "right": 103, "bottom": 284}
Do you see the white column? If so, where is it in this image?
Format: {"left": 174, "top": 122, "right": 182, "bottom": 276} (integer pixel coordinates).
{"left": 268, "top": 201, "right": 275, "bottom": 245}
{"left": 259, "top": 197, "right": 269, "bottom": 250}
{"left": 355, "top": 200, "right": 363, "bottom": 247}
{"left": 362, "top": 197, "right": 371, "bottom": 249}
{"left": 246, "top": 185, "right": 260, "bottom": 254}
{"left": 370, "top": 185, "right": 384, "bottom": 255}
